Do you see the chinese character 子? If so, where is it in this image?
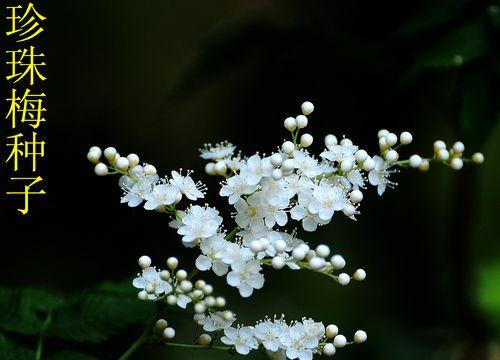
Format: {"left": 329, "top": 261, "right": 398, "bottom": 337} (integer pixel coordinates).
{"left": 6, "top": 132, "right": 45, "bottom": 172}
{"left": 6, "top": 4, "right": 46, "bottom": 42}
{"left": 7, "top": 176, "right": 46, "bottom": 215}
{"left": 6, "top": 88, "right": 46, "bottom": 129}
{"left": 6, "top": 46, "right": 46, "bottom": 85}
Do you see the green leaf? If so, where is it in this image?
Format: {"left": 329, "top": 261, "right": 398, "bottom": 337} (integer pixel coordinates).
{"left": 476, "top": 261, "right": 500, "bottom": 334}
{"left": 0, "top": 332, "right": 35, "bottom": 360}
{"left": 415, "top": 21, "right": 488, "bottom": 70}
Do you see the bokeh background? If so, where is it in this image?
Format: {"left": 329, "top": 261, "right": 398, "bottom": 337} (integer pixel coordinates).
{"left": 1, "top": 1, "right": 499, "bottom": 359}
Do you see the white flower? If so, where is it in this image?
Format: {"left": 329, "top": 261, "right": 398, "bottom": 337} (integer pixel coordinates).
{"left": 292, "top": 150, "right": 323, "bottom": 178}
{"left": 282, "top": 174, "right": 314, "bottom": 197}
{"left": 200, "top": 141, "right": 236, "bottom": 160}
{"left": 234, "top": 196, "right": 266, "bottom": 231}
{"left": 254, "top": 321, "right": 283, "bottom": 352}
{"left": 320, "top": 144, "right": 358, "bottom": 163}
{"left": 194, "top": 311, "right": 236, "bottom": 332}
{"left": 196, "top": 234, "right": 229, "bottom": 276}
{"left": 177, "top": 205, "right": 223, "bottom": 244}
{"left": 132, "top": 267, "right": 172, "bottom": 300}
{"left": 240, "top": 155, "right": 273, "bottom": 186}
{"left": 143, "top": 183, "right": 180, "bottom": 210}
{"left": 308, "top": 182, "right": 347, "bottom": 221}
{"left": 169, "top": 170, "right": 205, "bottom": 200}
{"left": 280, "top": 323, "right": 316, "bottom": 360}
{"left": 261, "top": 178, "right": 294, "bottom": 207}
{"left": 226, "top": 260, "right": 265, "bottom": 297}
{"left": 220, "top": 174, "right": 258, "bottom": 205}
{"left": 121, "top": 174, "right": 158, "bottom": 207}
{"left": 368, "top": 155, "right": 396, "bottom": 195}
{"left": 347, "top": 169, "right": 365, "bottom": 189}
{"left": 222, "top": 243, "right": 253, "bottom": 266}
{"left": 221, "top": 326, "right": 259, "bottom": 355}
{"left": 176, "top": 294, "right": 192, "bottom": 309}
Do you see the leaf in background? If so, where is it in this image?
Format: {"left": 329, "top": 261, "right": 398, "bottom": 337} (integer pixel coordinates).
{"left": 476, "top": 261, "right": 500, "bottom": 335}
{"left": 398, "top": 0, "right": 471, "bottom": 35}
{"left": 0, "top": 288, "right": 64, "bottom": 335}
{"left": 46, "top": 350, "right": 100, "bottom": 360}
{"left": 414, "top": 21, "right": 489, "bottom": 70}
{"left": 0, "top": 332, "right": 35, "bottom": 360}
{"left": 488, "top": 3, "right": 500, "bottom": 28}
{"left": 46, "top": 287, "right": 153, "bottom": 343}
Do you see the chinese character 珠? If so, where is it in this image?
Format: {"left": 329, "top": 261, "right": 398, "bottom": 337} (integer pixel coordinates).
{"left": 6, "top": 46, "right": 46, "bottom": 85}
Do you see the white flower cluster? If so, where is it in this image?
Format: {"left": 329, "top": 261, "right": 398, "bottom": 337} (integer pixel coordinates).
{"left": 87, "top": 100, "right": 484, "bottom": 360}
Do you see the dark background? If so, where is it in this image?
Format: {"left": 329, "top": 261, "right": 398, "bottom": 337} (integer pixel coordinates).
{"left": 1, "top": 1, "right": 499, "bottom": 359}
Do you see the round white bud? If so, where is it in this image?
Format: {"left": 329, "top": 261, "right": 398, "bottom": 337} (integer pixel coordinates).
{"left": 284, "top": 117, "right": 297, "bottom": 131}
{"left": 378, "top": 137, "right": 389, "bottom": 150}
{"left": 378, "top": 129, "right": 389, "bottom": 138}
{"left": 204, "top": 296, "right": 216, "bottom": 307}
{"left": 340, "top": 138, "right": 353, "bottom": 146}
{"left": 292, "top": 247, "right": 306, "bottom": 261}
{"left": 104, "top": 147, "right": 117, "bottom": 161}
{"left": 450, "top": 157, "right": 463, "bottom": 170}
{"left": 94, "top": 163, "right": 108, "bottom": 176}
{"left": 144, "top": 164, "right": 157, "bottom": 176}
{"left": 223, "top": 311, "right": 234, "bottom": 321}
{"left": 192, "top": 290, "right": 204, "bottom": 299}
{"left": 355, "top": 149, "right": 368, "bottom": 162}
{"left": 385, "top": 133, "right": 398, "bottom": 147}
{"left": 194, "top": 302, "right": 207, "bottom": 314}
{"left": 127, "top": 153, "right": 140, "bottom": 168}
{"left": 259, "top": 238, "right": 269, "bottom": 250}
{"left": 163, "top": 327, "right": 176, "bottom": 340}
{"left": 299, "top": 243, "right": 310, "bottom": 253}
{"left": 333, "top": 334, "right": 347, "bottom": 348}
{"left": 433, "top": 140, "right": 446, "bottom": 152}
{"left": 198, "top": 334, "right": 212, "bottom": 346}
{"left": 326, "top": 324, "right": 339, "bottom": 338}
{"left": 155, "top": 319, "right": 168, "bottom": 330}
{"left": 272, "top": 168, "right": 283, "bottom": 180}
{"left": 301, "top": 101, "right": 314, "bottom": 115}
{"left": 203, "top": 284, "right": 214, "bottom": 295}
{"left": 354, "top": 268, "right": 367, "bottom": 281}
{"left": 354, "top": 330, "right": 368, "bottom": 343}
{"left": 145, "top": 284, "right": 155, "bottom": 294}
{"left": 400, "top": 131, "right": 413, "bottom": 145}
{"left": 340, "top": 160, "right": 353, "bottom": 172}
{"left": 338, "top": 273, "right": 350, "bottom": 286}
{"left": 323, "top": 343, "right": 336, "bottom": 356}
{"left": 167, "top": 257, "right": 179, "bottom": 270}
{"left": 315, "top": 244, "right": 331, "bottom": 258}
{"left": 309, "top": 256, "right": 325, "bottom": 270}
{"left": 385, "top": 149, "right": 399, "bottom": 162}
{"left": 331, "top": 255, "right": 346, "bottom": 270}
{"left": 472, "top": 152, "right": 484, "bottom": 164}
{"left": 362, "top": 157, "right": 375, "bottom": 171}
{"left": 295, "top": 115, "right": 308, "bottom": 128}
{"left": 282, "top": 159, "right": 296, "bottom": 172}
{"left": 195, "top": 280, "right": 206, "bottom": 289}
{"left": 116, "top": 157, "right": 130, "bottom": 171}
{"left": 160, "top": 270, "right": 171, "bottom": 281}
{"left": 175, "top": 270, "right": 187, "bottom": 281}
{"left": 270, "top": 153, "right": 283, "bottom": 166}
{"left": 342, "top": 204, "right": 356, "bottom": 217}
{"left": 205, "top": 162, "right": 216, "bottom": 175}
{"left": 166, "top": 295, "right": 177, "bottom": 305}
{"left": 272, "top": 256, "right": 286, "bottom": 269}
{"left": 282, "top": 141, "right": 295, "bottom": 154}
{"left": 274, "top": 239, "right": 287, "bottom": 253}
{"left": 179, "top": 280, "right": 193, "bottom": 292}
{"left": 137, "top": 291, "right": 148, "bottom": 301}
{"left": 419, "top": 159, "right": 430, "bottom": 172}
{"left": 350, "top": 190, "right": 363, "bottom": 203}
{"left": 453, "top": 141, "right": 465, "bottom": 154}
{"left": 87, "top": 150, "right": 101, "bottom": 164}
{"left": 300, "top": 133, "right": 313, "bottom": 147}
{"left": 250, "top": 240, "right": 263, "bottom": 253}
{"left": 215, "top": 297, "right": 226, "bottom": 307}
{"left": 214, "top": 161, "right": 227, "bottom": 175}
{"left": 437, "top": 149, "right": 449, "bottom": 161}
{"left": 409, "top": 154, "right": 422, "bottom": 168}
{"left": 89, "top": 146, "right": 102, "bottom": 155}
{"left": 138, "top": 255, "right": 152, "bottom": 269}
{"left": 324, "top": 134, "right": 338, "bottom": 147}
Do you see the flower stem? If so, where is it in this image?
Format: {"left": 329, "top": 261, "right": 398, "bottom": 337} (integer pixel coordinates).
{"left": 35, "top": 311, "right": 52, "bottom": 360}
{"left": 118, "top": 325, "right": 151, "bottom": 360}
{"left": 164, "top": 342, "right": 231, "bottom": 351}
{"left": 225, "top": 226, "right": 240, "bottom": 241}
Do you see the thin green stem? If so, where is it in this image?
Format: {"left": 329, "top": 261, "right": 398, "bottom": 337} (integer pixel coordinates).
{"left": 261, "top": 259, "right": 340, "bottom": 283}
{"left": 35, "top": 311, "right": 52, "bottom": 360}
{"left": 164, "top": 342, "right": 231, "bottom": 351}
{"left": 225, "top": 226, "right": 241, "bottom": 241}
{"left": 118, "top": 325, "right": 151, "bottom": 360}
